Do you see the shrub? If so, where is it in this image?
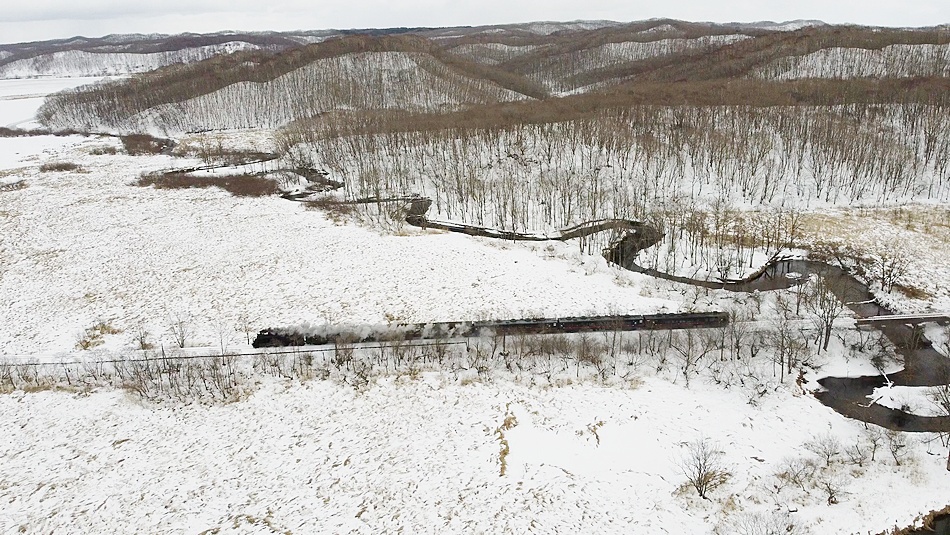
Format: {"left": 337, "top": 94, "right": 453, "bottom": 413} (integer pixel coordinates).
{"left": 89, "top": 145, "right": 119, "bottom": 155}
{"left": 121, "top": 134, "right": 174, "bottom": 155}
{"left": 774, "top": 456, "right": 818, "bottom": 492}
{"left": 39, "top": 161, "right": 81, "bottom": 172}
{"left": 805, "top": 432, "right": 842, "bottom": 466}
{"left": 305, "top": 196, "right": 357, "bottom": 221}
{"left": 0, "top": 180, "right": 27, "bottom": 192}
{"left": 138, "top": 172, "right": 279, "bottom": 197}
{"left": 0, "top": 127, "right": 32, "bottom": 137}
{"left": 885, "top": 430, "right": 912, "bottom": 466}
{"left": 75, "top": 320, "right": 121, "bottom": 350}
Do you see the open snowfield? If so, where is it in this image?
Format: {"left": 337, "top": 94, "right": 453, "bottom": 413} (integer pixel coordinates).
{"left": 2, "top": 79, "right": 950, "bottom": 535}
{"left": 0, "top": 77, "right": 104, "bottom": 128}
{"left": 2, "top": 373, "right": 949, "bottom": 534}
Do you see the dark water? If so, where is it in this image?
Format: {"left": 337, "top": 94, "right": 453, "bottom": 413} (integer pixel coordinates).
{"left": 908, "top": 514, "right": 950, "bottom": 535}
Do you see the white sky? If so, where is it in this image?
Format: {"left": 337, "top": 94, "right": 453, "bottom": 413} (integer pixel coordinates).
{"left": 1, "top": 0, "right": 947, "bottom": 44}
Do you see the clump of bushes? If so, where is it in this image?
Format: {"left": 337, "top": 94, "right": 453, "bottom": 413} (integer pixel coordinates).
{"left": 120, "top": 134, "right": 174, "bottom": 155}
{"left": 138, "top": 172, "right": 279, "bottom": 197}
{"left": 39, "top": 161, "right": 81, "bottom": 172}
{"left": 305, "top": 196, "right": 357, "bottom": 221}
{"left": 0, "top": 127, "right": 32, "bottom": 137}
{"left": 89, "top": 145, "right": 119, "bottom": 155}
{"left": 174, "top": 140, "right": 276, "bottom": 166}
{"left": 0, "top": 180, "right": 27, "bottom": 192}
{"left": 0, "top": 127, "right": 83, "bottom": 137}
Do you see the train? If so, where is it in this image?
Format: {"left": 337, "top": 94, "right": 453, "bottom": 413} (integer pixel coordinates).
{"left": 252, "top": 311, "right": 730, "bottom": 348}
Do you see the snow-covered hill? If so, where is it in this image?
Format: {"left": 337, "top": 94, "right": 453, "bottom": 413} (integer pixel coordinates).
{"left": 522, "top": 34, "right": 750, "bottom": 94}
{"left": 0, "top": 42, "right": 263, "bottom": 79}
{"left": 42, "top": 51, "right": 530, "bottom": 134}
{"left": 447, "top": 43, "right": 540, "bottom": 65}
{"left": 730, "top": 19, "right": 827, "bottom": 31}
{"left": 753, "top": 43, "right": 950, "bottom": 79}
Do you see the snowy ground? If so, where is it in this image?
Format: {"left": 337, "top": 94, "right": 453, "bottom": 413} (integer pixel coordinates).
{"left": 2, "top": 373, "right": 949, "bottom": 534}
{"left": 2, "top": 78, "right": 950, "bottom": 535}
{"left": 0, "top": 77, "right": 104, "bottom": 128}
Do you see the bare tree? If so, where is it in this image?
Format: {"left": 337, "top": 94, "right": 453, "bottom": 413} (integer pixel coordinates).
{"left": 133, "top": 324, "right": 153, "bottom": 351}
{"left": 168, "top": 311, "right": 192, "bottom": 349}
{"left": 871, "top": 238, "right": 910, "bottom": 293}
{"left": 885, "top": 430, "right": 912, "bottom": 466}
{"left": 774, "top": 456, "right": 817, "bottom": 493}
{"left": 236, "top": 310, "right": 257, "bottom": 346}
{"left": 213, "top": 315, "right": 233, "bottom": 355}
{"left": 677, "top": 437, "right": 730, "bottom": 499}
{"left": 805, "top": 432, "right": 842, "bottom": 467}
{"left": 804, "top": 274, "right": 847, "bottom": 352}
{"left": 669, "top": 329, "right": 718, "bottom": 387}
{"left": 862, "top": 426, "right": 886, "bottom": 462}
{"left": 928, "top": 380, "right": 950, "bottom": 451}
{"left": 816, "top": 472, "right": 847, "bottom": 505}
{"left": 722, "top": 511, "right": 805, "bottom": 535}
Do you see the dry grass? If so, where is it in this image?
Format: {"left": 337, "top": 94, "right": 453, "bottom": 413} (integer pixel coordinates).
{"left": 121, "top": 134, "right": 174, "bottom": 155}
{"left": 305, "top": 196, "right": 358, "bottom": 222}
{"left": 799, "top": 205, "right": 950, "bottom": 301}
{"left": 801, "top": 206, "right": 950, "bottom": 245}
{"left": 495, "top": 403, "right": 519, "bottom": 476}
{"left": 75, "top": 320, "right": 121, "bottom": 350}
{"left": 39, "top": 161, "right": 81, "bottom": 172}
{"left": 0, "top": 180, "right": 27, "bottom": 193}
{"left": 138, "top": 172, "right": 279, "bottom": 197}
{"left": 89, "top": 145, "right": 119, "bottom": 155}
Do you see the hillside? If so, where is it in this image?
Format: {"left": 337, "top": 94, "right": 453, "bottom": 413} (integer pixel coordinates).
{"left": 31, "top": 21, "right": 950, "bottom": 135}
{"left": 0, "top": 42, "right": 264, "bottom": 78}
{"left": 37, "top": 34, "right": 541, "bottom": 133}
{"left": 0, "top": 32, "right": 306, "bottom": 79}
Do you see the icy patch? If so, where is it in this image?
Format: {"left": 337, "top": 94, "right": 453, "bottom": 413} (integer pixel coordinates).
{"left": 869, "top": 384, "right": 944, "bottom": 416}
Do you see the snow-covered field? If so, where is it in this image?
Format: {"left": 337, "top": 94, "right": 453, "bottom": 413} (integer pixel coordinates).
{"left": 0, "top": 77, "right": 104, "bottom": 128}
{"left": 3, "top": 371, "right": 949, "bottom": 534}
{"left": 2, "top": 78, "right": 950, "bottom": 535}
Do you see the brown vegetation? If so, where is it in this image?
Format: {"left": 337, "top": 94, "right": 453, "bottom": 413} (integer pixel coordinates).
{"left": 0, "top": 180, "right": 27, "bottom": 193}
{"left": 138, "top": 172, "right": 279, "bottom": 197}
{"left": 120, "top": 134, "right": 174, "bottom": 155}
{"left": 39, "top": 161, "right": 81, "bottom": 172}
